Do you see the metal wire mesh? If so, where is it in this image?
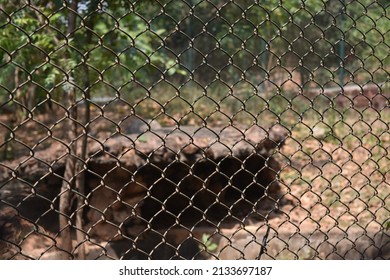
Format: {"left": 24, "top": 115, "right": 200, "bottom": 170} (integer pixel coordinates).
{"left": 0, "top": 0, "right": 389, "bottom": 260}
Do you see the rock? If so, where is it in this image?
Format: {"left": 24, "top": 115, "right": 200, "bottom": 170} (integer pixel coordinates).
{"left": 120, "top": 116, "right": 162, "bottom": 134}
{"left": 312, "top": 126, "right": 328, "bottom": 140}
{"left": 0, "top": 205, "right": 37, "bottom": 259}
{"left": 0, "top": 124, "right": 287, "bottom": 242}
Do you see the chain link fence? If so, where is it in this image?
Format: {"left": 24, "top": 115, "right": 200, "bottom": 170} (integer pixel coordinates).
{"left": 0, "top": 0, "right": 389, "bottom": 260}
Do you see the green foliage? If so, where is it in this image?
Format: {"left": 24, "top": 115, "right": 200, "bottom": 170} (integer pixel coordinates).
{"left": 0, "top": 0, "right": 388, "bottom": 111}
{"left": 385, "top": 220, "right": 390, "bottom": 231}
{"left": 0, "top": 0, "right": 183, "bottom": 107}
{"left": 201, "top": 234, "right": 218, "bottom": 252}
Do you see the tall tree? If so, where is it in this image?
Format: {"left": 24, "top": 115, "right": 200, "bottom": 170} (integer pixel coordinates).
{"left": 58, "top": 0, "right": 79, "bottom": 259}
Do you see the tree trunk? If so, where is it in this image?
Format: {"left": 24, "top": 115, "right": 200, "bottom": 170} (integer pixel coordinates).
{"left": 14, "top": 67, "right": 25, "bottom": 122}
{"left": 26, "top": 83, "right": 36, "bottom": 113}
{"left": 58, "top": 134, "right": 76, "bottom": 258}
{"left": 72, "top": 0, "right": 97, "bottom": 259}
{"left": 74, "top": 69, "right": 90, "bottom": 260}
{"left": 58, "top": 0, "right": 79, "bottom": 259}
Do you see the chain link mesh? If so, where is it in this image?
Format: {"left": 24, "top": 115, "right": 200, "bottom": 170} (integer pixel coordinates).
{"left": 0, "top": 0, "right": 389, "bottom": 260}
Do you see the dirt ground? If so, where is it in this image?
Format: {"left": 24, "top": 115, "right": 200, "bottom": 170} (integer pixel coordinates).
{"left": 0, "top": 98, "right": 389, "bottom": 259}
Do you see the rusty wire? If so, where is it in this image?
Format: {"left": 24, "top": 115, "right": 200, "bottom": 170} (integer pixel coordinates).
{"left": 0, "top": 0, "right": 389, "bottom": 260}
